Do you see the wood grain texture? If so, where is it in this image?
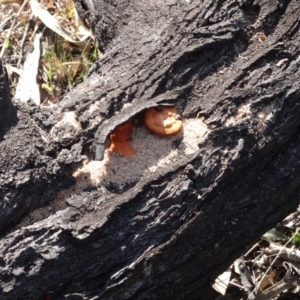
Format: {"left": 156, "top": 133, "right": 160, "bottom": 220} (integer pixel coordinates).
{"left": 0, "top": 0, "right": 300, "bottom": 299}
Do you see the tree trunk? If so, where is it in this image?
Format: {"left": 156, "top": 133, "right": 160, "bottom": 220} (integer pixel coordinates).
{"left": 1, "top": 0, "right": 300, "bottom": 299}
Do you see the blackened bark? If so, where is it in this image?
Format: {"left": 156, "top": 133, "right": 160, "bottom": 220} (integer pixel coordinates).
{"left": 0, "top": 61, "right": 17, "bottom": 139}
{"left": 0, "top": 0, "right": 300, "bottom": 299}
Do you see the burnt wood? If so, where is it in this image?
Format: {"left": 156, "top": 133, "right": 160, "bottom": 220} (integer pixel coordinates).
{"left": 0, "top": 0, "right": 300, "bottom": 299}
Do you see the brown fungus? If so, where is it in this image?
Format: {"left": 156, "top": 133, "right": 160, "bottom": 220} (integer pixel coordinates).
{"left": 144, "top": 107, "right": 182, "bottom": 136}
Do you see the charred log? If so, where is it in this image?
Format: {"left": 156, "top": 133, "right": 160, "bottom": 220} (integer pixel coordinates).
{"left": 0, "top": 0, "right": 300, "bottom": 299}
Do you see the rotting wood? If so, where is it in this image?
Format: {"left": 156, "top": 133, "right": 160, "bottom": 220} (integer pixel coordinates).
{"left": 1, "top": 0, "right": 300, "bottom": 299}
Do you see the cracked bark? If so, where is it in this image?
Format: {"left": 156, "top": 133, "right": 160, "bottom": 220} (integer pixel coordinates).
{"left": 1, "top": 0, "right": 300, "bottom": 299}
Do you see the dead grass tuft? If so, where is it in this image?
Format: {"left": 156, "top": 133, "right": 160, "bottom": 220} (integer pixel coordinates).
{"left": 0, "top": 0, "right": 99, "bottom": 104}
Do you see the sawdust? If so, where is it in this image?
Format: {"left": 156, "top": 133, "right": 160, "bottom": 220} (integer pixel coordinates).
{"left": 225, "top": 103, "right": 252, "bottom": 126}
{"left": 16, "top": 189, "right": 69, "bottom": 228}
{"left": 255, "top": 112, "right": 273, "bottom": 131}
{"left": 73, "top": 118, "right": 209, "bottom": 189}
{"left": 17, "top": 117, "right": 209, "bottom": 227}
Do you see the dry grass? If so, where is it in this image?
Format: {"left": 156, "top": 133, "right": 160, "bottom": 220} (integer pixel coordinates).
{"left": 0, "top": 0, "right": 99, "bottom": 104}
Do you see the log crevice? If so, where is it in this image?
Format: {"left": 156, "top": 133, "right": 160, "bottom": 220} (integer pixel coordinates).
{"left": 0, "top": 0, "right": 300, "bottom": 299}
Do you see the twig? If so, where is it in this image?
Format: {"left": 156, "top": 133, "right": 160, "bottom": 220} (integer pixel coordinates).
{"left": 253, "top": 275, "right": 300, "bottom": 300}
{"left": 244, "top": 241, "right": 261, "bottom": 257}
{"left": 17, "top": 13, "right": 33, "bottom": 68}
{"left": 0, "top": 10, "right": 13, "bottom": 31}
{"left": 229, "top": 280, "right": 248, "bottom": 290}
{"left": 248, "top": 232, "right": 298, "bottom": 299}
